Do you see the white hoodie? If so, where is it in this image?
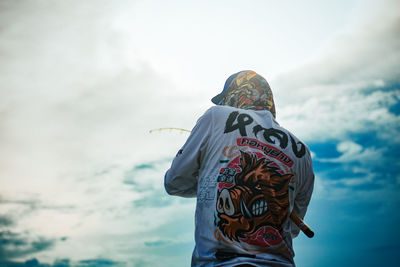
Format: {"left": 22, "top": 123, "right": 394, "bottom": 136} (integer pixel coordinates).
{"left": 165, "top": 105, "right": 314, "bottom": 267}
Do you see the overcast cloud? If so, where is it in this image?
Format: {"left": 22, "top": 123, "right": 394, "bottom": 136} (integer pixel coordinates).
{"left": 1, "top": 0, "right": 399, "bottom": 266}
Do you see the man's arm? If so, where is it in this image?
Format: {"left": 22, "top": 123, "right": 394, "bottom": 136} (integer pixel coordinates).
{"left": 164, "top": 108, "right": 212, "bottom": 197}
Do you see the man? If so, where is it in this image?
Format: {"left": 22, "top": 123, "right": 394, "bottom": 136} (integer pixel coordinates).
{"left": 164, "top": 70, "right": 314, "bottom": 267}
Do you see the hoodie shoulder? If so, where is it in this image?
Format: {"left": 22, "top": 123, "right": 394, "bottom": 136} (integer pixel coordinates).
{"left": 206, "top": 105, "right": 240, "bottom": 121}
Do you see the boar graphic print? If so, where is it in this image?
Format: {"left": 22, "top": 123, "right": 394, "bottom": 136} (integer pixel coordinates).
{"left": 216, "top": 151, "right": 292, "bottom": 248}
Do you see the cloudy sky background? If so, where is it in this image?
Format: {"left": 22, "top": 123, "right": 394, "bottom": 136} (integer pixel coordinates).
{"left": 1, "top": 0, "right": 399, "bottom": 266}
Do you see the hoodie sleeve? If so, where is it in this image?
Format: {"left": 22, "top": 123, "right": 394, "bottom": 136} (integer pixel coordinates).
{"left": 291, "top": 149, "right": 315, "bottom": 238}
{"left": 164, "top": 108, "right": 213, "bottom": 197}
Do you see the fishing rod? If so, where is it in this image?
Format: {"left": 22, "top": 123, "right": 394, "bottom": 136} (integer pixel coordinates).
{"left": 290, "top": 212, "right": 314, "bottom": 238}
{"left": 149, "top": 127, "right": 191, "bottom": 134}
{"left": 150, "top": 127, "right": 314, "bottom": 238}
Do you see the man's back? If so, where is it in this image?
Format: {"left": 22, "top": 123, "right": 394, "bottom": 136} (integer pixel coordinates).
{"left": 165, "top": 105, "right": 314, "bottom": 266}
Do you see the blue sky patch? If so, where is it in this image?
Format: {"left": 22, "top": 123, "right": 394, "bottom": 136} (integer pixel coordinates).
{"left": 309, "top": 141, "right": 342, "bottom": 159}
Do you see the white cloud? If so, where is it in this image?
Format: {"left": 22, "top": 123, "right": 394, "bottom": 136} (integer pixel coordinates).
{"left": 271, "top": 1, "right": 400, "bottom": 142}
{"left": 0, "top": 8, "right": 196, "bottom": 257}
{"left": 277, "top": 88, "right": 400, "bottom": 143}
{"left": 337, "top": 141, "right": 362, "bottom": 155}
{"left": 316, "top": 141, "right": 384, "bottom": 164}
{"left": 2, "top": 159, "right": 196, "bottom": 264}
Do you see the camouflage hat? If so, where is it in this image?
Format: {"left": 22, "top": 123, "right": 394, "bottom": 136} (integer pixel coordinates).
{"left": 212, "top": 70, "right": 276, "bottom": 117}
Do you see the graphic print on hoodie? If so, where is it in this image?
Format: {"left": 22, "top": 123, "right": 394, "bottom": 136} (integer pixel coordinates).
{"left": 214, "top": 148, "right": 294, "bottom": 256}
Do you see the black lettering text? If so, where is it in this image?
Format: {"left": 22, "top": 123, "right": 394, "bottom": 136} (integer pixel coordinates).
{"left": 224, "top": 111, "right": 254, "bottom": 136}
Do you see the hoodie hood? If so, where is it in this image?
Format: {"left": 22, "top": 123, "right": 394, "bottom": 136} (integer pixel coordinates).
{"left": 212, "top": 70, "right": 276, "bottom": 117}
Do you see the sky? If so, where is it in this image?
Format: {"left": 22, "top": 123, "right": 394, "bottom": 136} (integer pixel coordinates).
{"left": 0, "top": 0, "right": 399, "bottom": 266}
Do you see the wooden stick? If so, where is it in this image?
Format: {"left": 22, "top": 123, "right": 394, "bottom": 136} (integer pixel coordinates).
{"left": 290, "top": 212, "right": 314, "bottom": 238}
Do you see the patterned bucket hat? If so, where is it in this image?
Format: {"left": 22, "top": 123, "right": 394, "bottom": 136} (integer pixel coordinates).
{"left": 212, "top": 70, "right": 276, "bottom": 117}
